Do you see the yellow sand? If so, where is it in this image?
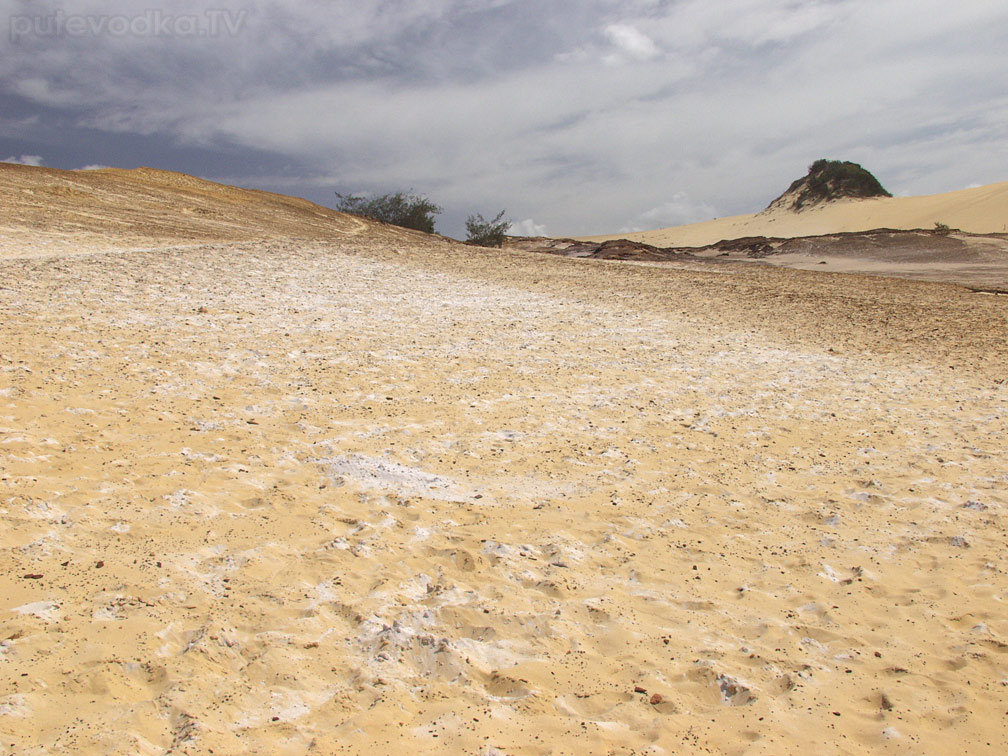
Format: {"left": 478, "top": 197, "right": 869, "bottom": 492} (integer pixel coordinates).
{"left": 2, "top": 164, "right": 1007, "bottom": 755}
{"left": 583, "top": 181, "right": 1008, "bottom": 247}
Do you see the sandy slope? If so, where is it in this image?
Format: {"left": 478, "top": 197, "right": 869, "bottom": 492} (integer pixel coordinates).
{"left": 0, "top": 162, "right": 427, "bottom": 259}
{"left": 2, "top": 165, "right": 1008, "bottom": 755}
{"left": 583, "top": 181, "right": 1008, "bottom": 248}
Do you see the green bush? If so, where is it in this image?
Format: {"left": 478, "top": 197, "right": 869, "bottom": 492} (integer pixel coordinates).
{"left": 933, "top": 221, "right": 952, "bottom": 236}
{"left": 465, "top": 210, "right": 510, "bottom": 247}
{"left": 785, "top": 159, "right": 891, "bottom": 210}
{"left": 335, "top": 190, "right": 442, "bottom": 234}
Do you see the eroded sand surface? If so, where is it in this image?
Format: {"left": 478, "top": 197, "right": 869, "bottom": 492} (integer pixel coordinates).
{"left": 2, "top": 169, "right": 1008, "bottom": 755}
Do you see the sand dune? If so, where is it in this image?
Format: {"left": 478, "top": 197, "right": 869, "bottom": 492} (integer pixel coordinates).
{"left": 0, "top": 162, "right": 426, "bottom": 259}
{"left": 584, "top": 181, "right": 1008, "bottom": 248}
{"left": 2, "top": 165, "right": 1007, "bottom": 755}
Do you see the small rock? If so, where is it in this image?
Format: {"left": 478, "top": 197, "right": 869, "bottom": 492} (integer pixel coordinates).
{"left": 717, "top": 674, "right": 754, "bottom": 706}
{"left": 963, "top": 500, "right": 988, "bottom": 511}
{"left": 649, "top": 693, "right": 664, "bottom": 705}
{"left": 634, "top": 686, "right": 647, "bottom": 694}
{"left": 23, "top": 574, "right": 44, "bottom": 580}
{"left": 95, "top": 561, "right": 105, "bottom": 569}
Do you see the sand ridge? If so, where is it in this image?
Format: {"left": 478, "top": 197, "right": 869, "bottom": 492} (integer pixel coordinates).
{"left": 582, "top": 180, "right": 1008, "bottom": 248}
{"left": 0, "top": 162, "right": 428, "bottom": 259}
{"left": 2, "top": 165, "right": 1008, "bottom": 754}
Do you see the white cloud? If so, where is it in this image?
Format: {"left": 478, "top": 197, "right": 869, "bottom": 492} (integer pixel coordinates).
{"left": 622, "top": 193, "right": 718, "bottom": 232}
{"left": 655, "top": 0, "right": 840, "bottom": 51}
{"left": 603, "top": 24, "right": 660, "bottom": 64}
{"left": 78, "top": 164, "right": 110, "bottom": 170}
{"left": 2, "top": 154, "right": 44, "bottom": 166}
{"left": 509, "top": 218, "right": 548, "bottom": 237}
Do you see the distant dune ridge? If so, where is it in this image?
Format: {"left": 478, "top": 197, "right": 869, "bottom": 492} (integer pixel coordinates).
{"left": 3, "top": 159, "right": 1004, "bottom": 256}
{"left": 585, "top": 169, "right": 1008, "bottom": 248}
{"left": 571, "top": 161, "right": 1008, "bottom": 288}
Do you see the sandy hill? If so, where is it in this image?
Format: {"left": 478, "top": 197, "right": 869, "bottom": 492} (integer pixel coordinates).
{"left": 584, "top": 178, "right": 1008, "bottom": 248}
{"left": 764, "top": 159, "right": 891, "bottom": 213}
{"left": 0, "top": 162, "right": 427, "bottom": 258}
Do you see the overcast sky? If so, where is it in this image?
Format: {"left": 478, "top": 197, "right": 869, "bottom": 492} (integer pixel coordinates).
{"left": 2, "top": 1, "right": 1007, "bottom": 238}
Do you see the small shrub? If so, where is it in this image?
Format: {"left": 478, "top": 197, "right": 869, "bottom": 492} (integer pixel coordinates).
{"left": 933, "top": 221, "right": 952, "bottom": 236}
{"left": 335, "top": 190, "right": 441, "bottom": 234}
{"left": 465, "top": 210, "right": 510, "bottom": 248}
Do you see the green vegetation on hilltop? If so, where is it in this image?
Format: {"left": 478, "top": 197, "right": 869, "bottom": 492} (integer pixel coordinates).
{"left": 771, "top": 159, "right": 892, "bottom": 211}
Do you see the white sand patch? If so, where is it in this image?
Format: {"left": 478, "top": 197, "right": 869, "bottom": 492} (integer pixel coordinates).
{"left": 11, "top": 601, "right": 62, "bottom": 622}
{"left": 315, "top": 453, "right": 468, "bottom": 501}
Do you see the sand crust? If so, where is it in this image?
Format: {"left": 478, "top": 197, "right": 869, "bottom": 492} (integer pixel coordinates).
{"left": 2, "top": 165, "right": 1007, "bottom": 755}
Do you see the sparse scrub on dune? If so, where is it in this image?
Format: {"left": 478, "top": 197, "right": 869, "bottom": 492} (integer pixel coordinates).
{"left": 768, "top": 159, "right": 892, "bottom": 211}
{"left": 335, "top": 190, "right": 442, "bottom": 234}
{"left": 464, "top": 210, "right": 510, "bottom": 247}
{"left": 933, "top": 221, "right": 952, "bottom": 235}
{"left": 802, "top": 159, "right": 891, "bottom": 201}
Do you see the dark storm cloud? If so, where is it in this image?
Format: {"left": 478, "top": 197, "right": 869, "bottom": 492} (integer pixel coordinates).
{"left": 2, "top": 0, "right": 1007, "bottom": 237}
